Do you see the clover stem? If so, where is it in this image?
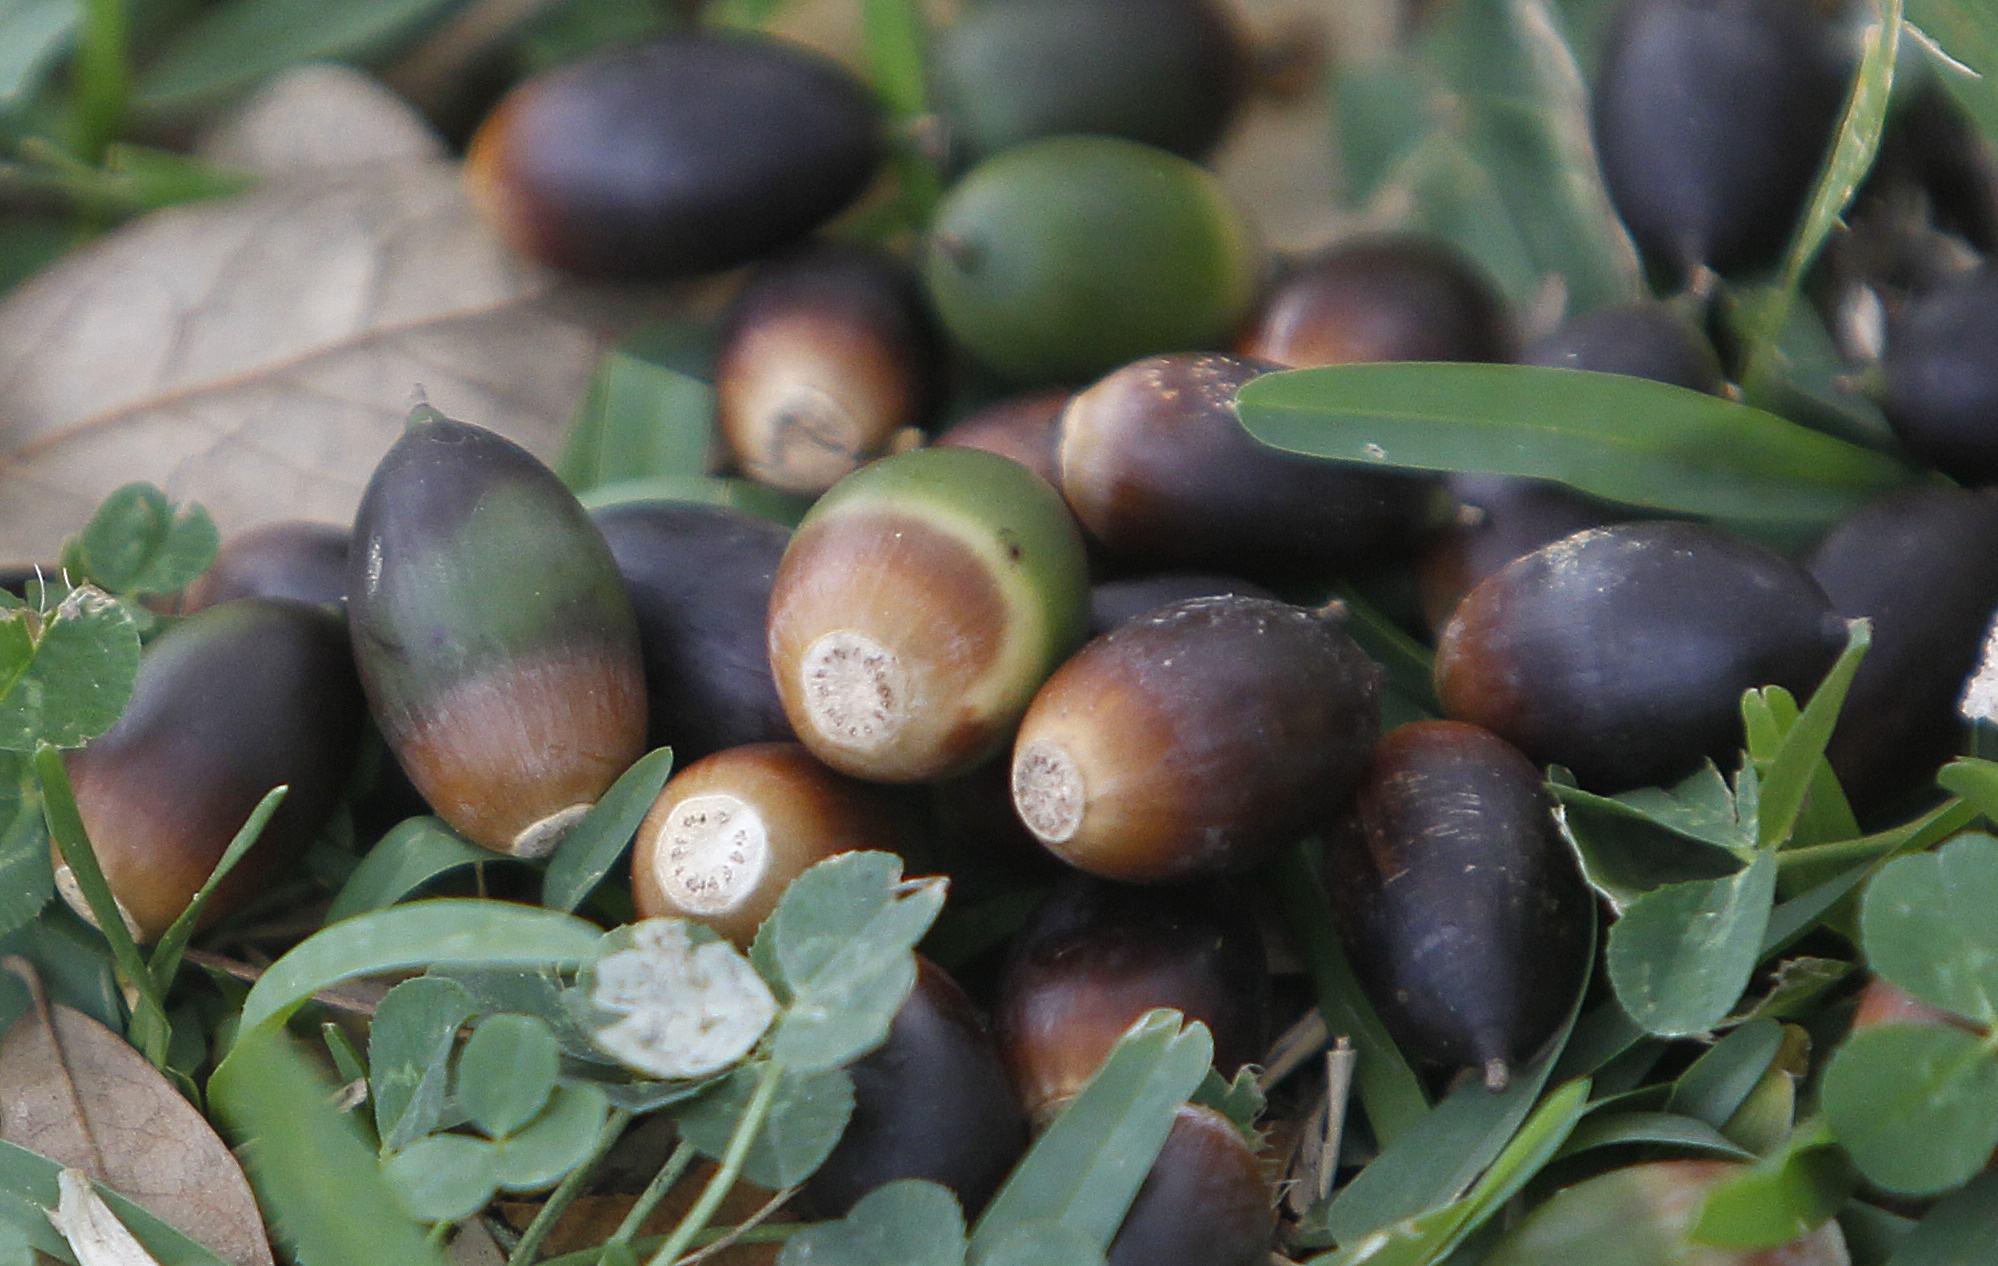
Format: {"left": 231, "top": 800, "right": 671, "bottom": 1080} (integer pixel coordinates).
{"left": 506, "top": 1107, "right": 633, "bottom": 1266}
{"left": 34, "top": 742, "right": 172, "bottom": 1067}
{"left": 598, "top": 1136, "right": 700, "bottom": 1261}
{"left": 644, "top": 1059, "right": 787, "bottom": 1266}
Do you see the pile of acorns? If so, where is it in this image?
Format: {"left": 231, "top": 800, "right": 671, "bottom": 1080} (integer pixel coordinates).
{"left": 55, "top": 0, "right": 1998, "bottom": 1262}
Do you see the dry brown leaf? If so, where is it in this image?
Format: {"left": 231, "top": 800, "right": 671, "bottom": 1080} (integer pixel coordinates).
{"left": 0, "top": 957, "right": 274, "bottom": 1266}
{"left": 0, "top": 65, "right": 667, "bottom": 562}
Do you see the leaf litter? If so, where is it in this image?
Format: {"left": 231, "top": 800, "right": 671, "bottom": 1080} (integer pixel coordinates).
{"left": 0, "top": 64, "right": 680, "bottom": 563}
{"left": 0, "top": 957, "right": 273, "bottom": 1266}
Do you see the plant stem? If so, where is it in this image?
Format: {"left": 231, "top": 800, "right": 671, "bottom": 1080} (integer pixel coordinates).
{"left": 506, "top": 1108, "right": 633, "bottom": 1266}
{"left": 597, "top": 1137, "right": 700, "bottom": 1261}
{"left": 70, "top": 0, "right": 131, "bottom": 165}
{"left": 33, "top": 742, "right": 172, "bottom": 1066}
{"left": 644, "top": 1060, "right": 785, "bottom": 1266}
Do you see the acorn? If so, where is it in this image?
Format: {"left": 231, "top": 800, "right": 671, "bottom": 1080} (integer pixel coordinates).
{"left": 592, "top": 501, "right": 793, "bottom": 765}
{"left": 766, "top": 446, "right": 1090, "bottom": 783}
{"left": 466, "top": 30, "right": 884, "bottom": 280}
{"left": 1878, "top": 264, "right": 1998, "bottom": 484}
{"left": 1109, "top": 1104, "right": 1272, "bottom": 1266}
{"left": 932, "top": 389, "right": 1073, "bottom": 491}
{"left": 347, "top": 408, "right": 647, "bottom": 857}
{"left": 714, "top": 241, "right": 947, "bottom": 497}
{"left": 61, "top": 598, "right": 366, "bottom": 942}
{"left": 1235, "top": 235, "right": 1511, "bottom": 367}
{"left": 1435, "top": 521, "right": 1849, "bottom": 793}
{"left": 1805, "top": 485, "right": 1998, "bottom": 814}
{"left": 1088, "top": 571, "right": 1276, "bottom": 637}
{"left": 806, "top": 956, "right": 1029, "bottom": 1218}
{"left": 629, "top": 742, "right": 909, "bottom": 946}
{"left": 1591, "top": 0, "right": 1856, "bottom": 284}
{"left": 995, "top": 874, "right": 1270, "bottom": 1124}
{"left": 1057, "top": 352, "right": 1448, "bottom": 581}
{"left": 1010, "top": 594, "right": 1383, "bottom": 883}
{"left": 1482, "top": 1160, "right": 1850, "bottom": 1266}
{"left": 1418, "top": 301, "right": 1724, "bottom": 632}
{"left": 930, "top": 0, "right": 1245, "bottom": 166}
{"left": 180, "top": 520, "right": 350, "bottom": 613}
{"left": 924, "top": 136, "right": 1259, "bottom": 384}
{"left": 1322, "top": 720, "right": 1594, "bottom": 1089}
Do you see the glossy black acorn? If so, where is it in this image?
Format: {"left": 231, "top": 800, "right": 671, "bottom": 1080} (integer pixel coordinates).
{"left": 592, "top": 501, "right": 793, "bottom": 765}
{"left": 1010, "top": 595, "right": 1382, "bottom": 882}
{"left": 1087, "top": 571, "right": 1276, "bottom": 636}
{"left": 1806, "top": 485, "right": 1998, "bottom": 813}
{"left": 932, "top": 389, "right": 1072, "bottom": 491}
{"left": 714, "top": 241, "right": 946, "bottom": 497}
{"left": 1520, "top": 300, "right": 1726, "bottom": 393}
{"left": 348, "top": 408, "right": 647, "bottom": 856}
{"left": 1058, "top": 352, "right": 1447, "bottom": 581}
{"left": 995, "top": 874, "right": 1269, "bottom": 1123}
{"left": 1879, "top": 264, "right": 1998, "bottom": 484}
{"left": 1109, "top": 1104, "right": 1272, "bottom": 1266}
{"left": 930, "top": 0, "right": 1244, "bottom": 165}
{"left": 1592, "top": 0, "right": 1855, "bottom": 283}
{"left": 62, "top": 597, "right": 366, "bottom": 942}
{"left": 180, "top": 520, "right": 350, "bottom": 613}
{"left": 806, "top": 956, "right": 1028, "bottom": 1218}
{"left": 466, "top": 31, "right": 884, "bottom": 279}
{"left": 1235, "top": 236, "right": 1510, "bottom": 368}
{"left": 1323, "top": 720, "right": 1593, "bottom": 1089}
{"left": 1435, "top": 521, "right": 1849, "bottom": 793}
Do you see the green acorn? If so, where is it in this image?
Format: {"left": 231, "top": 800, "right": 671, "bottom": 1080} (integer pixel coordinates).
{"left": 348, "top": 407, "right": 647, "bottom": 856}
{"left": 767, "top": 446, "right": 1090, "bottom": 782}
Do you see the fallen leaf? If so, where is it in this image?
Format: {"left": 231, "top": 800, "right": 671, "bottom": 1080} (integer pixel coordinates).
{"left": 46, "top": 1167, "right": 163, "bottom": 1266}
{"left": 0, "top": 957, "right": 275, "bottom": 1266}
{"left": 0, "top": 65, "right": 679, "bottom": 562}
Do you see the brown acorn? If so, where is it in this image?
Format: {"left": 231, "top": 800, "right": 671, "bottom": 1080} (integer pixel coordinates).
{"left": 715, "top": 242, "right": 946, "bottom": 497}
{"left": 995, "top": 874, "right": 1270, "bottom": 1124}
{"left": 1010, "top": 594, "right": 1382, "bottom": 882}
{"left": 347, "top": 408, "right": 647, "bottom": 856}
{"left": 1057, "top": 352, "right": 1447, "bottom": 581}
{"left": 1236, "top": 235, "right": 1511, "bottom": 368}
{"left": 766, "top": 446, "right": 1091, "bottom": 783}
{"left": 629, "top": 742, "right": 908, "bottom": 946}
{"left": 61, "top": 598, "right": 366, "bottom": 941}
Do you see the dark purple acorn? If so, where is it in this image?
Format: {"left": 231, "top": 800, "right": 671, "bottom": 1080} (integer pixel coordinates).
{"left": 466, "top": 31, "right": 884, "bottom": 280}
{"left": 1109, "top": 1104, "right": 1272, "bottom": 1266}
{"left": 1879, "top": 265, "right": 1998, "bottom": 484}
{"left": 1591, "top": 0, "right": 1855, "bottom": 283}
{"left": 1807, "top": 485, "right": 1998, "bottom": 813}
{"left": 995, "top": 874, "right": 1270, "bottom": 1124}
{"left": 62, "top": 598, "right": 366, "bottom": 941}
{"left": 592, "top": 501, "right": 793, "bottom": 765}
{"left": 806, "top": 957, "right": 1028, "bottom": 1218}
{"left": 180, "top": 520, "right": 350, "bottom": 613}
{"left": 348, "top": 408, "right": 647, "bottom": 856}
{"left": 1324, "top": 720, "right": 1593, "bottom": 1089}
{"left": 1436, "top": 521, "right": 1849, "bottom": 793}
